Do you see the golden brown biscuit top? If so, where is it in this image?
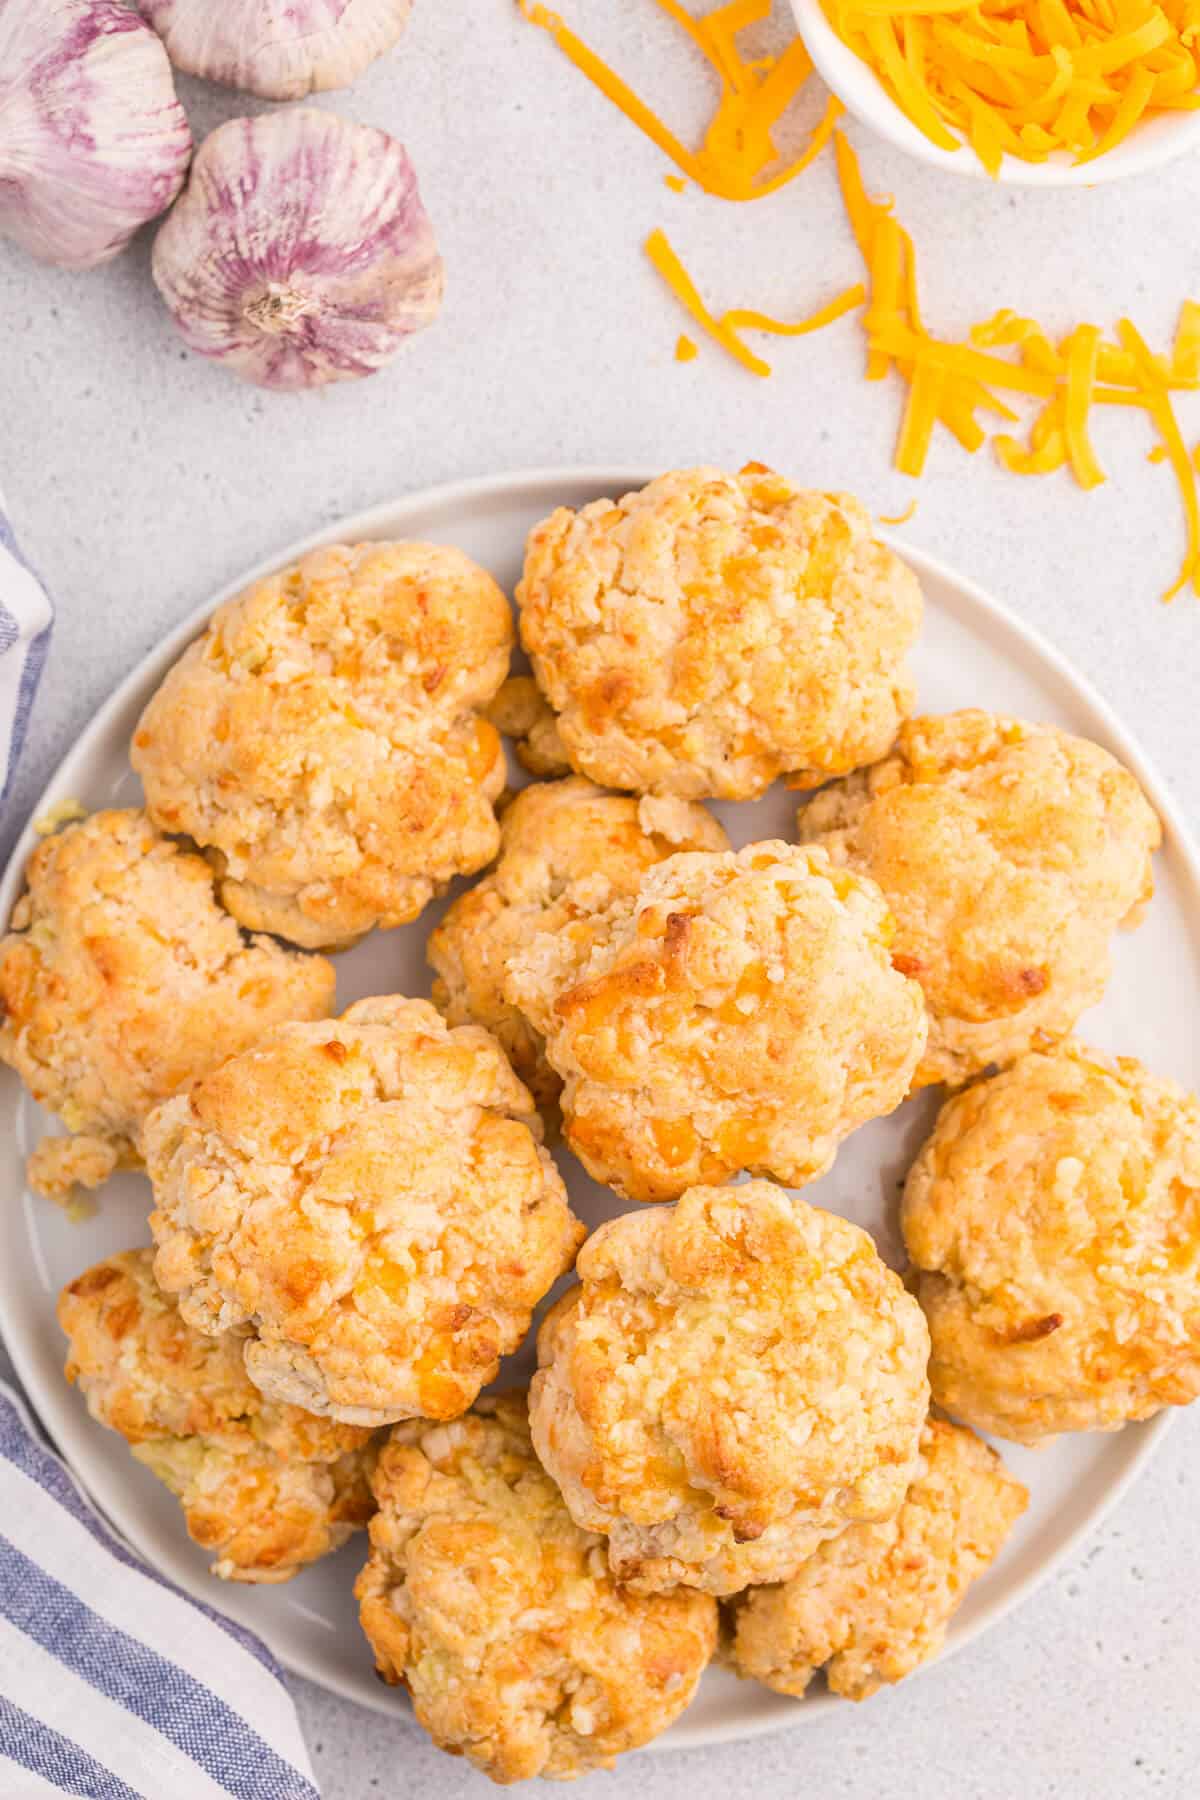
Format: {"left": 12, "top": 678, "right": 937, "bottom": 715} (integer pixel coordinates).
{"left": 145, "top": 997, "right": 584, "bottom": 1427}
{"left": 477, "top": 776, "right": 730, "bottom": 905}
{"left": 0, "top": 809, "right": 334, "bottom": 1160}
{"left": 534, "top": 1183, "right": 931, "bottom": 1553}
{"left": 904, "top": 1040, "right": 1200, "bottom": 1441}
{"left": 133, "top": 1431, "right": 377, "bottom": 1585}
{"left": 58, "top": 1248, "right": 367, "bottom": 1460}
{"left": 355, "top": 1394, "right": 717, "bottom": 1782}
{"left": 427, "top": 776, "right": 728, "bottom": 1111}
{"left": 729, "top": 1417, "right": 1029, "bottom": 1700}
{"left": 517, "top": 466, "right": 922, "bottom": 800}
{"left": 509, "top": 840, "right": 927, "bottom": 1201}
{"left": 799, "top": 711, "right": 1161, "bottom": 1086}
{"left": 58, "top": 1248, "right": 377, "bottom": 1583}
{"left": 131, "top": 542, "right": 514, "bottom": 947}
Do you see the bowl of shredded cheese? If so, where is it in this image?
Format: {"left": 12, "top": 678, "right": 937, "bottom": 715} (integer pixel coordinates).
{"left": 791, "top": 0, "right": 1200, "bottom": 183}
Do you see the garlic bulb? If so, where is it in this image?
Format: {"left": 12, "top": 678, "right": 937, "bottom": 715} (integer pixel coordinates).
{"left": 0, "top": 0, "right": 191, "bottom": 271}
{"left": 140, "top": 0, "right": 414, "bottom": 101}
{"left": 151, "top": 110, "right": 444, "bottom": 391}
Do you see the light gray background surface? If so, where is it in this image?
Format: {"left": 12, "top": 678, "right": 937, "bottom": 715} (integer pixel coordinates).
{"left": 1, "top": 3, "right": 1198, "bottom": 1796}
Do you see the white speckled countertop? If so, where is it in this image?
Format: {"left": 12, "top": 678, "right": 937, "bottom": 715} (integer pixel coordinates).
{"left": 1, "top": 3, "right": 1198, "bottom": 1795}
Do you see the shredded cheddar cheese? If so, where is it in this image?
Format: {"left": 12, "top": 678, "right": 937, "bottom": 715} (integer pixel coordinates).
{"left": 833, "top": 128, "right": 1200, "bottom": 596}
{"left": 1117, "top": 316, "right": 1200, "bottom": 597}
{"left": 645, "top": 228, "right": 773, "bottom": 374}
{"left": 517, "top": 0, "right": 843, "bottom": 199}
{"left": 722, "top": 284, "right": 869, "bottom": 340}
{"left": 879, "top": 499, "right": 920, "bottom": 524}
{"left": 1175, "top": 302, "right": 1200, "bottom": 380}
{"left": 520, "top": 5, "right": 1200, "bottom": 599}
{"left": 822, "top": 0, "right": 1200, "bottom": 174}
{"left": 1063, "top": 325, "right": 1106, "bottom": 489}
{"left": 646, "top": 226, "right": 865, "bottom": 376}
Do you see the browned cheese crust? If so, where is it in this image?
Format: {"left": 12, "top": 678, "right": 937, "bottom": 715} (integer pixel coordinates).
{"left": 517, "top": 466, "right": 922, "bottom": 800}
{"left": 356, "top": 1394, "right": 717, "bottom": 1782}
{"left": 904, "top": 1041, "right": 1200, "bottom": 1441}
{"left": 58, "top": 1249, "right": 375, "bottom": 1582}
{"left": 0, "top": 809, "right": 334, "bottom": 1198}
{"left": 728, "top": 1417, "right": 1028, "bottom": 1698}
{"left": 132, "top": 541, "right": 513, "bottom": 948}
{"left": 530, "top": 1182, "right": 930, "bottom": 1596}
{"left": 799, "top": 711, "right": 1161, "bottom": 1087}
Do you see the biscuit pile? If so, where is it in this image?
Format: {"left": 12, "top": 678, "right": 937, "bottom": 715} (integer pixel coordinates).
{"left": 5, "top": 466, "right": 1196, "bottom": 1782}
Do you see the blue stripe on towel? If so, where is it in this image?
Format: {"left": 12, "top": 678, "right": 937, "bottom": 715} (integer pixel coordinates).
{"left": 0, "top": 502, "right": 54, "bottom": 814}
{"left": 0, "top": 1389, "right": 283, "bottom": 1681}
{"left": 0, "top": 1695, "right": 142, "bottom": 1800}
{"left": 0, "top": 619, "right": 51, "bottom": 811}
{"left": 0, "top": 510, "right": 36, "bottom": 574}
{"left": 0, "top": 1536, "right": 318, "bottom": 1800}
{"left": 0, "top": 1386, "right": 320, "bottom": 1800}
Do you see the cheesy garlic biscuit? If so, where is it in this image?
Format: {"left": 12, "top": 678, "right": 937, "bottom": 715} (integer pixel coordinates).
{"left": 530, "top": 1182, "right": 930, "bottom": 1595}
{"left": 799, "top": 712, "right": 1160, "bottom": 1087}
{"left": 133, "top": 541, "right": 512, "bottom": 948}
{"left": 356, "top": 1394, "right": 717, "bottom": 1782}
{"left": 0, "top": 809, "right": 333, "bottom": 1200}
{"left": 517, "top": 466, "right": 922, "bottom": 800}
{"left": 729, "top": 1417, "right": 1027, "bottom": 1698}
{"left": 904, "top": 1041, "right": 1200, "bottom": 1441}
{"left": 509, "top": 841, "right": 926, "bottom": 1202}
{"left": 428, "top": 775, "right": 727, "bottom": 1113}
{"left": 146, "top": 997, "right": 583, "bottom": 1426}
{"left": 59, "top": 1249, "right": 375, "bottom": 1582}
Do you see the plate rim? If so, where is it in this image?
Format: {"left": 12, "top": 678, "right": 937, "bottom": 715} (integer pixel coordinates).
{"left": 1, "top": 463, "right": 1196, "bottom": 1746}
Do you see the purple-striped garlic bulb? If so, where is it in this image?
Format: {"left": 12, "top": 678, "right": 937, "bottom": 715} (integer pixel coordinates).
{"left": 139, "top": 0, "right": 414, "bottom": 102}
{"left": 0, "top": 0, "right": 192, "bottom": 271}
{"left": 151, "top": 110, "right": 444, "bottom": 392}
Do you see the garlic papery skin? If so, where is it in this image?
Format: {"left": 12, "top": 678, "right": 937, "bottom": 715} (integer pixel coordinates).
{"left": 140, "top": 1, "right": 414, "bottom": 101}
{"left": 151, "top": 110, "right": 444, "bottom": 391}
{"left": 0, "top": 0, "right": 192, "bottom": 271}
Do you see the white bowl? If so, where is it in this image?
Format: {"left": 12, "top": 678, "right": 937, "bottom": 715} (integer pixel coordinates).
{"left": 791, "top": 0, "right": 1200, "bottom": 185}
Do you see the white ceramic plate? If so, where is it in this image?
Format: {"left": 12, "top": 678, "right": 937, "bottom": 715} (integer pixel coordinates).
{"left": 3, "top": 468, "right": 1199, "bottom": 1751}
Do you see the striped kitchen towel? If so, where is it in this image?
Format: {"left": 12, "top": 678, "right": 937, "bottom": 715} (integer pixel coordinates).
{"left": 0, "top": 1380, "right": 321, "bottom": 1797}
{"left": 0, "top": 492, "right": 53, "bottom": 818}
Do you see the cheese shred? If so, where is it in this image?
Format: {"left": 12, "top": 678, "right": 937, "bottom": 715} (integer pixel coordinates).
{"left": 1117, "top": 317, "right": 1200, "bottom": 599}
{"left": 879, "top": 499, "right": 919, "bottom": 525}
{"left": 648, "top": 122, "right": 1200, "bottom": 600}
{"left": 517, "top": 0, "right": 843, "bottom": 200}
{"left": 1063, "top": 325, "right": 1106, "bottom": 489}
{"left": 645, "top": 229, "right": 773, "bottom": 376}
{"left": 830, "top": 129, "right": 1200, "bottom": 597}
{"left": 645, "top": 227, "right": 865, "bottom": 377}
